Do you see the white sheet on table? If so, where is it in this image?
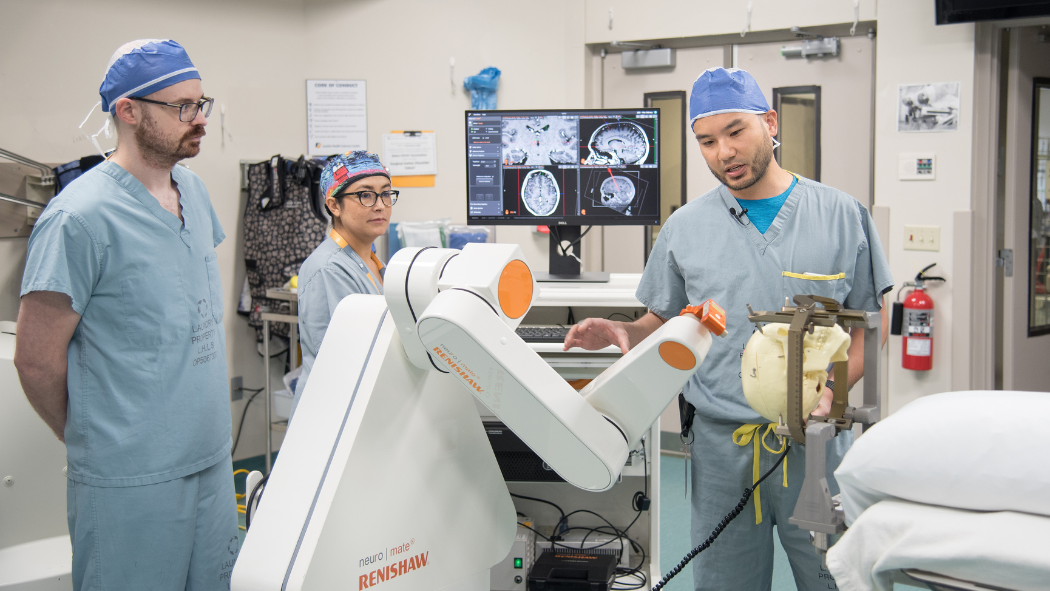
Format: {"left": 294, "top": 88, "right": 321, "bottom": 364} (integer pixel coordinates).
{"left": 833, "top": 391, "right": 1050, "bottom": 525}
{"left": 826, "top": 499, "right": 1050, "bottom": 591}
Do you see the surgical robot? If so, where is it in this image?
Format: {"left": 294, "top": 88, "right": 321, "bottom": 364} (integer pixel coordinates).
{"left": 232, "top": 244, "right": 726, "bottom": 591}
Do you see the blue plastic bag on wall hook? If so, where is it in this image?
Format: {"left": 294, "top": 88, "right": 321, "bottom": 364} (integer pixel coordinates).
{"left": 463, "top": 67, "right": 501, "bottom": 109}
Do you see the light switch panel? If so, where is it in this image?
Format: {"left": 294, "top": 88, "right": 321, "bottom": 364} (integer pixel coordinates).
{"left": 904, "top": 225, "right": 940, "bottom": 251}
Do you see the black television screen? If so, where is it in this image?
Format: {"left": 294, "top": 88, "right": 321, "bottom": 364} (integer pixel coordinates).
{"left": 465, "top": 109, "right": 661, "bottom": 227}
{"left": 936, "top": 0, "right": 1050, "bottom": 24}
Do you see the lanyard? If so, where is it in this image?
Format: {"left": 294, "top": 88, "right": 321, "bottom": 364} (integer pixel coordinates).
{"left": 329, "top": 229, "right": 382, "bottom": 293}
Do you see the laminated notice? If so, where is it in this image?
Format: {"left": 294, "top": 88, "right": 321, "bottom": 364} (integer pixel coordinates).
{"left": 906, "top": 338, "right": 932, "bottom": 357}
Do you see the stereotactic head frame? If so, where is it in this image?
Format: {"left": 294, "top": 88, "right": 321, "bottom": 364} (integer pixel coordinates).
{"left": 745, "top": 294, "right": 881, "bottom": 445}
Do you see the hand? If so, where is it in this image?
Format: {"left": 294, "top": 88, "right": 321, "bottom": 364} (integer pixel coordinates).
{"left": 563, "top": 318, "right": 631, "bottom": 354}
{"left": 810, "top": 385, "right": 834, "bottom": 418}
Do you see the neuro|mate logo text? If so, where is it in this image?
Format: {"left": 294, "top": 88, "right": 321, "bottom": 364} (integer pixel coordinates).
{"left": 358, "top": 540, "right": 428, "bottom": 589}
{"left": 432, "top": 346, "right": 484, "bottom": 392}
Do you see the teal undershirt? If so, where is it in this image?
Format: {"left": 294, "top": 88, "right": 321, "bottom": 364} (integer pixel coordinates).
{"left": 735, "top": 175, "right": 798, "bottom": 234}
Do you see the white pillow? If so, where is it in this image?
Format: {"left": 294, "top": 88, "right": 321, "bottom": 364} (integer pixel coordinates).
{"left": 834, "top": 390, "right": 1050, "bottom": 525}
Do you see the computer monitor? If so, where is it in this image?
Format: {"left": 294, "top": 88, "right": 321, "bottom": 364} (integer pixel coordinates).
{"left": 465, "top": 108, "right": 661, "bottom": 281}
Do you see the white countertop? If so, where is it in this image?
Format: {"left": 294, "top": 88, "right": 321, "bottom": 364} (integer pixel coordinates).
{"left": 533, "top": 273, "right": 643, "bottom": 308}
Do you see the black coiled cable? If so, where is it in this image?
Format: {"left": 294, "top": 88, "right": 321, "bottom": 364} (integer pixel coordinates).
{"left": 651, "top": 445, "right": 790, "bottom": 591}
{"left": 244, "top": 474, "right": 269, "bottom": 531}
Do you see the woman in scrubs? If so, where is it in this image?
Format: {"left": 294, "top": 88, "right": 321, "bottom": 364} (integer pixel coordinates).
{"left": 289, "top": 151, "right": 397, "bottom": 419}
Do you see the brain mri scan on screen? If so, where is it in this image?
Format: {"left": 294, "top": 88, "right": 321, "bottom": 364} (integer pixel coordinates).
{"left": 521, "top": 169, "right": 560, "bottom": 216}
{"left": 466, "top": 109, "right": 661, "bottom": 224}
{"left": 584, "top": 121, "right": 650, "bottom": 166}
{"left": 599, "top": 175, "right": 636, "bottom": 213}
{"left": 580, "top": 168, "right": 649, "bottom": 217}
{"left": 502, "top": 117, "right": 578, "bottom": 166}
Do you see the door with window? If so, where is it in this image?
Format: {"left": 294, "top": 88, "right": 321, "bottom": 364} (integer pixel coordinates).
{"left": 999, "top": 26, "right": 1050, "bottom": 391}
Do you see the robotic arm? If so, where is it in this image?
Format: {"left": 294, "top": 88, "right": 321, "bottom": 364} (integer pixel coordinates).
{"left": 388, "top": 243, "right": 725, "bottom": 491}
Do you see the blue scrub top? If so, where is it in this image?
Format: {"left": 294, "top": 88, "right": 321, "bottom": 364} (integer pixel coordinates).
{"left": 290, "top": 235, "right": 384, "bottom": 420}
{"left": 637, "top": 176, "right": 893, "bottom": 423}
{"left": 21, "top": 161, "right": 232, "bottom": 487}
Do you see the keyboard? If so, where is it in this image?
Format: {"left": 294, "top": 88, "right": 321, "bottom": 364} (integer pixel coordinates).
{"left": 515, "top": 325, "right": 571, "bottom": 343}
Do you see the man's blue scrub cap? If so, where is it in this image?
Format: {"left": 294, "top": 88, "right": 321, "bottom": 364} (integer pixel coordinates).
{"left": 688, "top": 67, "right": 770, "bottom": 128}
{"left": 99, "top": 39, "right": 200, "bottom": 113}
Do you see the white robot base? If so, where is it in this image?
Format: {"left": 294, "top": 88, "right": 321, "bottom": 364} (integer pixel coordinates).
{"left": 232, "top": 296, "right": 516, "bottom": 591}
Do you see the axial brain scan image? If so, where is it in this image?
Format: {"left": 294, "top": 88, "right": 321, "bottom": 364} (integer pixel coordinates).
{"left": 521, "top": 169, "right": 560, "bottom": 216}
{"left": 584, "top": 121, "right": 650, "bottom": 165}
{"left": 502, "top": 117, "right": 578, "bottom": 165}
{"left": 599, "top": 176, "right": 636, "bottom": 213}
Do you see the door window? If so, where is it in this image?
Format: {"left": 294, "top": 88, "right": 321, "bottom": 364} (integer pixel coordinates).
{"left": 1028, "top": 79, "right": 1050, "bottom": 334}
{"left": 644, "top": 92, "right": 687, "bottom": 263}
{"left": 773, "top": 86, "right": 821, "bottom": 182}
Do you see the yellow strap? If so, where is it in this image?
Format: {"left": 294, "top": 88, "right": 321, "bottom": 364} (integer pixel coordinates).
{"left": 782, "top": 271, "right": 846, "bottom": 281}
{"left": 369, "top": 251, "right": 386, "bottom": 271}
{"left": 732, "top": 423, "right": 788, "bottom": 525}
{"left": 332, "top": 230, "right": 383, "bottom": 292}
{"left": 365, "top": 272, "right": 380, "bottom": 293}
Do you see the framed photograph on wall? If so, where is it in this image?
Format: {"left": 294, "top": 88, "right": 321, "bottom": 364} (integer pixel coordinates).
{"left": 898, "top": 82, "right": 960, "bottom": 132}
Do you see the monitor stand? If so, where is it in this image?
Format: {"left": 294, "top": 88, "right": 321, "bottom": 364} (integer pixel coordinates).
{"left": 535, "top": 226, "right": 610, "bottom": 283}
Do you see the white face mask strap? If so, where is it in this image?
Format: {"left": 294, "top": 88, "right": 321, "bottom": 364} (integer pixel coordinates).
{"left": 91, "top": 119, "right": 112, "bottom": 153}
{"left": 772, "top": 137, "right": 781, "bottom": 150}
{"left": 79, "top": 101, "right": 107, "bottom": 157}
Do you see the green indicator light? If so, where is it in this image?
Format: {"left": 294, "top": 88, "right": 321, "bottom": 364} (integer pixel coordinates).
{"left": 514, "top": 558, "right": 523, "bottom": 569}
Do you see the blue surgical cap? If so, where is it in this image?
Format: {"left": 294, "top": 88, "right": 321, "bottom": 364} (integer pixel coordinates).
{"left": 99, "top": 39, "right": 200, "bottom": 113}
{"left": 688, "top": 67, "right": 770, "bottom": 129}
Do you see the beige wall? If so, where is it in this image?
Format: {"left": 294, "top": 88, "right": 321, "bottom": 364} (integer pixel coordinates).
{"left": 302, "top": 0, "right": 586, "bottom": 270}
{"left": 583, "top": 0, "right": 876, "bottom": 44}
{"left": 872, "top": 2, "right": 975, "bottom": 411}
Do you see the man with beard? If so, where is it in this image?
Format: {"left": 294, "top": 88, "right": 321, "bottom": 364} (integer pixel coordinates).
{"left": 15, "top": 40, "right": 239, "bottom": 589}
{"left": 563, "top": 68, "right": 892, "bottom": 590}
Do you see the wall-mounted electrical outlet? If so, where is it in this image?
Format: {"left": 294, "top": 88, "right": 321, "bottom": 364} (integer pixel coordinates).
{"left": 904, "top": 225, "right": 940, "bottom": 251}
{"left": 230, "top": 376, "right": 243, "bottom": 401}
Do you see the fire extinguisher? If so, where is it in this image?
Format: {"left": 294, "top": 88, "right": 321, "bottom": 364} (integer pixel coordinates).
{"left": 890, "top": 263, "right": 946, "bottom": 371}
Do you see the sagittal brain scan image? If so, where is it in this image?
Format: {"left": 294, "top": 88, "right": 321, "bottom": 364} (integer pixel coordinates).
{"left": 599, "top": 175, "right": 636, "bottom": 213}
{"left": 521, "top": 169, "right": 561, "bottom": 216}
{"left": 583, "top": 121, "right": 651, "bottom": 166}
{"left": 580, "top": 168, "right": 657, "bottom": 218}
{"left": 502, "top": 117, "right": 579, "bottom": 166}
